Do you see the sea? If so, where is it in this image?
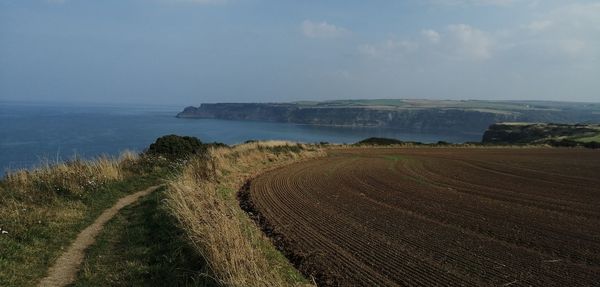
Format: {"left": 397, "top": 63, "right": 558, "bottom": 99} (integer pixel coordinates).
{"left": 0, "top": 101, "right": 480, "bottom": 172}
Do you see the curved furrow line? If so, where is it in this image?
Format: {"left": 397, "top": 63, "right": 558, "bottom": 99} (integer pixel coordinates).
{"left": 401, "top": 158, "right": 600, "bottom": 216}
{"left": 323, "top": 176, "right": 598, "bottom": 286}
{"left": 396, "top": 158, "right": 600, "bottom": 222}
{"left": 423, "top": 151, "right": 600, "bottom": 186}
{"left": 316, "top": 162, "right": 568, "bottom": 286}
{"left": 268, "top": 162, "right": 510, "bottom": 284}
{"left": 377, "top": 158, "right": 600, "bottom": 266}
{"left": 253, "top": 164, "right": 397, "bottom": 286}
{"left": 424, "top": 157, "right": 600, "bottom": 205}
{"left": 256, "top": 161, "right": 473, "bottom": 286}
{"left": 274, "top": 170, "right": 464, "bottom": 285}
{"left": 248, "top": 148, "right": 600, "bottom": 287}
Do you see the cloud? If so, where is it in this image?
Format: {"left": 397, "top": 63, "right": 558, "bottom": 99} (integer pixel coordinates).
{"left": 360, "top": 24, "right": 494, "bottom": 62}
{"left": 358, "top": 40, "right": 419, "bottom": 59}
{"left": 301, "top": 20, "right": 349, "bottom": 39}
{"left": 428, "top": 0, "right": 523, "bottom": 6}
{"left": 516, "top": 3, "right": 600, "bottom": 59}
{"left": 525, "top": 20, "right": 552, "bottom": 32}
{"left": 559, "top": 39, "right": 587, "bottom": 57}
{"left": 446, "top": 24, "right": 494, "bottom": 60}
{"left": 422, "top": 29, "right": 441, "bottom": 44}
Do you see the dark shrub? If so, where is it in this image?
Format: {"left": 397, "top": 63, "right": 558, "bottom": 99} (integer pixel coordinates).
{"left": 546, "top": 139, "right": 579, "bottom": 148}
{"left": 146, "top": 135, "right": 206, "bottom": 159}
{"left": 355, "top": 137, "right": 404, "bottom": 146}
{"left": 583, "top": 141, "right": 600, "bottom": 149}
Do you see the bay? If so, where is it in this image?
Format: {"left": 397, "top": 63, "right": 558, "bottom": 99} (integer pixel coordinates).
{"left": 0, "top": 102, "right": 480, "bottom": 172}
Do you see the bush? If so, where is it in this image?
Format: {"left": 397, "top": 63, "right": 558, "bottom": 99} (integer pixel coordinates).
{"left": 353, "top": 137, "right": 423, "bottom": 146}
{"left": 145, "top": 135, "right": 206, "bottom": 160}
{"left": 355, "top": 137, "right": 404, "bottom": 146}
{"left": 546, "top": 139, "right": 580, "bottom": 148}
{"left": 583, "top": 141, "right": 600, "bottom": 149}
{"left": 545, "top": 139, "right": 600, "bottom": 149}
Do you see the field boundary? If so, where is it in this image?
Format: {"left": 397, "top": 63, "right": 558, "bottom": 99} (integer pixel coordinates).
{"left": 166, "top": 142, "right": 324, "bottom": 287}
{"left": 238, "top": 178, "right": 336, "bottom": 286}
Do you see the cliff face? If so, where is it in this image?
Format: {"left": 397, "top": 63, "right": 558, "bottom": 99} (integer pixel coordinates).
{"left": 177, "top": 101, "right": 600, "bottom": 134}
{"left": 178, "top": 103, "right": 518, "bottom": 133}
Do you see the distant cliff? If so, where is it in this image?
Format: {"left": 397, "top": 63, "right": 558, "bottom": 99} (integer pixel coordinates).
{"left": 177, "top": 100, "right": 600, "bottom": 134}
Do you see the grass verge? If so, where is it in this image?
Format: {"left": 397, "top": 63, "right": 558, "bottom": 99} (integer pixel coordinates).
{"left": 73, "top": 187, "right": 216, "bottom": 286}
{"left": 167, "top": 141, "right": 324, "bottom": 287}
{"left": 0, "top": 153, "right": 170, "bottom": 286}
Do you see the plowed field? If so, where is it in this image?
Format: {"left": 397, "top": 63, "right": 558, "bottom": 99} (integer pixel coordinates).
{"left": 247, "top": 148, "right": 600, "bottom": 286}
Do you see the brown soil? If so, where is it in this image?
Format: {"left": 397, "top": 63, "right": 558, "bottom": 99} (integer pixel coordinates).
{"left": 37, "top": 185, "right": 162, "bottom": 287}
{"left": 244, "top": 148, "right": 600, "bottom": 286}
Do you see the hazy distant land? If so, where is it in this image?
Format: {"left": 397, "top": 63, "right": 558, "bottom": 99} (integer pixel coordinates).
{"left": 178, "top": 99, "right": 600, "bottom": 134}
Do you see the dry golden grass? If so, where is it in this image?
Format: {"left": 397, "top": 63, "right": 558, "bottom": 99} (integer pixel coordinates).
{"left": 3, "top": 151, "right": 138, "bottom": 199}
{"left": 0, "top": 151, "right": 168, "bottom": 286}
{"left": 167, "top": 141, "right": 324, "bottom": 287}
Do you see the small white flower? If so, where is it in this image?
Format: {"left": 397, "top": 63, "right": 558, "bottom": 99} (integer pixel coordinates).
{"left": 1, "top": 230, "right": 8, "bottom": 234}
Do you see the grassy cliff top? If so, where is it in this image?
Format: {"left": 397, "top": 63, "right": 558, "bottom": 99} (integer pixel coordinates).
{"left": 286, "top": 99, "right": 600, "bottom": 113}
{"left": 483, "top": 122, "right": 600, "bottom": 146}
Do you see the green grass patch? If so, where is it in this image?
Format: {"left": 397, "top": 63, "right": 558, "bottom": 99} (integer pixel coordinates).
{"left": 384, "top": 155, "right": 406, "bottom": 162}
{"left": 73, "top": 189, "right": 216, "bottom": 287}
{"left": 385, "top": 155, "right": 406, "bottom": 171}
{"left": 0, "top": 171, "right": 165, "bottom": 286}
{"left": 217, "top": 187, "right": 235, "bottom": 200}
{"left": 573, "top": 134, "right": 600, "bottom": 143}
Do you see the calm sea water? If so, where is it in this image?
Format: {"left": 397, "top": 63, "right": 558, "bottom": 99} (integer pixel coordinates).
{"left": 0, "top": 102, "right": 480, "bottom": 172}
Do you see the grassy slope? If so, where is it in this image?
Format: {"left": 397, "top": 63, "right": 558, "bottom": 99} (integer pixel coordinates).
{"left": 0, "top": 143, "right": 319, "bottom": 287}
{"left": 576, "top": 134, "right": 600, "bottom": 143}
{"left": 73, "top": 188, "right": 216, "bottom": 287}
{"left": 167, "top": 142, "right": 323, "bottom": 287}
{"left": 0, "top": 166, "right": 165, "bottom": 286}
{"left": 296, "top": 99, "right": 581, "bottom": 112}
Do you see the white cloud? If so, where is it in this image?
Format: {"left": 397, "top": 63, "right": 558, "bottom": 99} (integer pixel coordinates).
{"left": 525, "top": 20, "right": 552, "bottom": 32}
{"left": 446, "top": 24, "right": 494, "bottom": 60}
{"left": 560, "top": 39, "right": 586, "bottom": 57}
{"left": 422, "top": 29, "right": 441, "bottom": 44}
{"left": 516, "top": 3, "right": 600, "bottom": 59}
{"left": 358, "top": 40, "right": 419, "bottom": 58}
{"left": 359, "top": 24, "right": 494, "bottom": 62}
{"left": 301, "top": 20, "right": 349, "bottom": 39}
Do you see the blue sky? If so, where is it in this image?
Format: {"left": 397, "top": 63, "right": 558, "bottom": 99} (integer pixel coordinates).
{"left": 1, "top": 0, "right": 599, "bottom": 105}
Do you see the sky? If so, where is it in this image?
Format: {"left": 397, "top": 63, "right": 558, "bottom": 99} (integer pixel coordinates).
{"left": 1, "top": 0, "right": 599, "bottom": 105}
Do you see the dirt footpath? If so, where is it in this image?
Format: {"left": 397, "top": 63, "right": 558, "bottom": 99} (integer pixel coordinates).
{"left": 38, "top": 185, "right": 162, "bottom": 287}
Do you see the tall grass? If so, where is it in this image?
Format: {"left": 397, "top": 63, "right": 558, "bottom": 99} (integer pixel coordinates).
{"left": 167, "top": 141, "right": 323, "bottom": 287}
{"left": 0, "top": 150, "right": 162, "bottom": 286}
{"left": 3, "top": 151, "right": 138, "bottom": 201}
